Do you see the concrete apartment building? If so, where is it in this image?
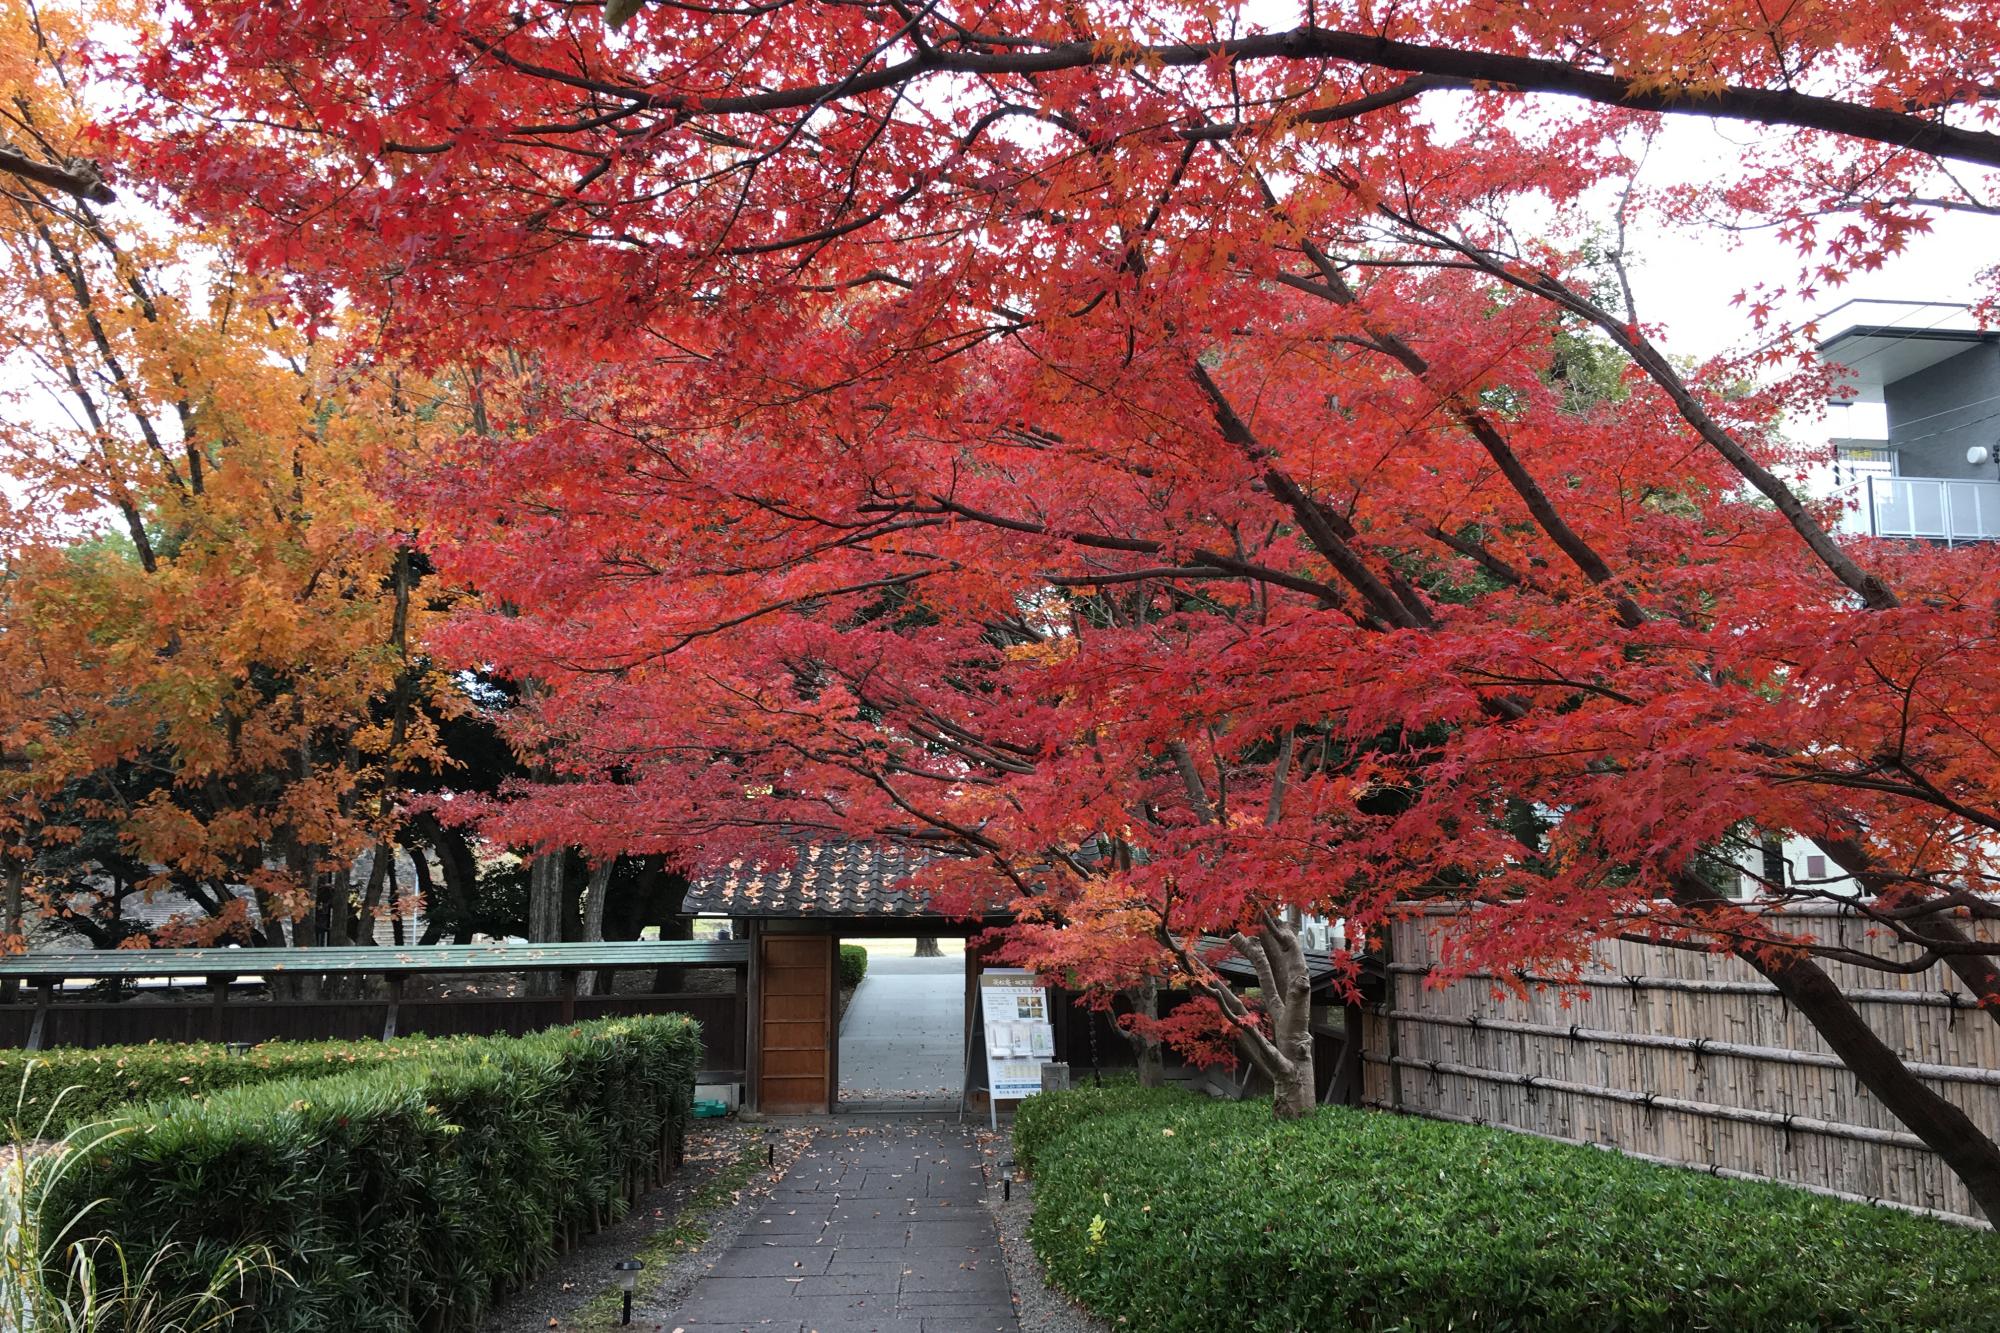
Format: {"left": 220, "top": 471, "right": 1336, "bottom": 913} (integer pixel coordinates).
{"left": 1821, "top": 298, "right": 2000, "bottom": 544}
{"left": 1739, "top": 300, "right": 1999, "bottom": 899}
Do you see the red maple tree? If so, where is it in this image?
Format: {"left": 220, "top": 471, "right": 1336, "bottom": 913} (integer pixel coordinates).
{"left": 114, "top": 0, "right": 2000, "bottom": 1212}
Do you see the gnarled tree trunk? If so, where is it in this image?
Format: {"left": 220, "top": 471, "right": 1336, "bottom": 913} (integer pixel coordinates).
{"left": 1184, "top": 916, "right": 1316, "bottom": 1118}
{"left": 1235, "top": 919, "right": 1317, "bottom": 1118}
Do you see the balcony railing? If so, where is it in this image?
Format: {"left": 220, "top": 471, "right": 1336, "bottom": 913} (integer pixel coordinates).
{"left": 1843, "top": 475, "right": 2000, "bottom": 544}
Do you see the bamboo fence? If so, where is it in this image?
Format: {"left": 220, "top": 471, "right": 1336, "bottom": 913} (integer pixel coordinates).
{"left": 1359, "top": 904, "right": 2000, "bottom": 1225}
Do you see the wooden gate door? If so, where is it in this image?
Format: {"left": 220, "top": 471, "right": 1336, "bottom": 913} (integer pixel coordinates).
{"left": 757, "top": 935, "right": 834, "bottom": 1113}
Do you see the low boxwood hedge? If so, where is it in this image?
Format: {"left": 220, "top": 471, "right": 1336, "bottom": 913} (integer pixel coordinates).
{"left": 0, "top": 1034, "right": 492, "bottom": 1134}
{"left": 39, "top": 1016, "right": 702, "bottom": 1333}
{"left": 1022, "top": 1087, "right": 2000, "bottom": 1332}
{"left": 838, "top": 943, "right": 869, "bottom": 988}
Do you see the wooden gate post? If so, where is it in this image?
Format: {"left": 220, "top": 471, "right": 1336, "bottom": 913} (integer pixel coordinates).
{"left": 744, "top": 921, "right": 763, "bottom": 1115}
{"left": 383, "top": 973, "right": 404, "bottom": 1041}
{"left": 207, "top": 975, "right": 231, "bottom": 1044}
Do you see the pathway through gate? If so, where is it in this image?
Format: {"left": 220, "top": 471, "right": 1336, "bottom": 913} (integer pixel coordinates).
{"left": 659, "top": 1121, "right": 1018, "bottom": 1332}
{"left": 839, "top": 947, "right": 964, "bottom": 1106}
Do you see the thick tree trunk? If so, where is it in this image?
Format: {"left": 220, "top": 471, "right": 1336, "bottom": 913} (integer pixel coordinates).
{"left": 248, "top": 877, "right": 290, "bottom": 950}
{"left": 322, "top": 865, "right": 357, "bottom": 997}
{"left": 525, "top": 849, "right": 567, "bottom": 997}
{"left": 914, "top": 935, "right": 943, "bottom": 958}
{"left": 314, "top": 862, "right": 350, "bottom": 948}
{"left": 1669, "top": 872, "right": 2000, "bottom": 1221}
{"left": 1270, "top": 1057, "right": 1316, "bottom": 1120}
{"left": 262, "top": 835, "right": 310, "bottom": 999}
{"left": 576, "top": 857, "right": 616, "bottom": 997}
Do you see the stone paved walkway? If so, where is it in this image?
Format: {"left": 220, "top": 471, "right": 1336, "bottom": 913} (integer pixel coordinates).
{"left": 663, "top": 1121, "right": 1018, "bottom": 1333}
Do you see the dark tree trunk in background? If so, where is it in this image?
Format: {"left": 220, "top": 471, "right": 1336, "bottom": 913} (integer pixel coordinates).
{"left": 524, "top": 849, "right": 567, "bottom": 996}
{"left": 1, "top": 858, "right": 22, "bottom": 1004}
{"left": 560, "top": 862, "right": 587, "bottom": 943}
{"left": 321, "top": 865, "right": 359, "bottom": 997}
{"left": 431, "top": 828, "right": 480, "bottom": 945}
{"left": 1117, "top": 980, "right": 1165, "bottom": 1087}
{"left": 914, "top": 936, "right": 943, "bottom": 958}
{"left": 356, "top": 841, "right": 394, "bottom": 945}
{"left": 402, "top": 836, "right": 434, "bottom": 940}
{"left": 625, "top": 860, "right": 692, "bottom": 993}
{"left": 259, "top": 835, "right": 310, "bottom": 999}
{"left": 385, "top": 852, "right": 405, "bottom": 946}
{"left": 577, "top": 857, "right": 617, "bottom": 997}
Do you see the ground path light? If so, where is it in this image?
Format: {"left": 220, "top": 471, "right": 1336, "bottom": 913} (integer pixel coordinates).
{"left": 612, "top": 1259, "right": 644, "bottom": 1324}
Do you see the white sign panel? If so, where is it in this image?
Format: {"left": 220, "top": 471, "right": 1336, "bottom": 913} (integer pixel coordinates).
{"left": 979, "top": 969, "right": 1054, "bottom": 1101}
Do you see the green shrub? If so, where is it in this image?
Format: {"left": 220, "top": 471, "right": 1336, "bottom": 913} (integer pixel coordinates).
{"left": 38, "top": 1016, "right": 702, "bottom": 1333}
{"left": 838, "top": 943, "right": 869, "bottom": 988}
{"left": 1014, "top": 1078, "right": 1178, "bottom": 1174}
{"left": 1024, "top": 1089, "right": 2000, "bottom": 1333}
{"left": 0, "top": 1035, "right": 492, "bottom": 1135}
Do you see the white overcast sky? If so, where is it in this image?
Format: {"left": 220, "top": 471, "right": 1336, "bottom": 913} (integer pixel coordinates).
{"left": 1618, "top": 120, "right": 1993, "bottom": 359}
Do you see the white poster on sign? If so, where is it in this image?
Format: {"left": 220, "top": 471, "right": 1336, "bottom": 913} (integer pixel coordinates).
{"left": 977, "top": 969, "right": 1055, "bottom": 1121}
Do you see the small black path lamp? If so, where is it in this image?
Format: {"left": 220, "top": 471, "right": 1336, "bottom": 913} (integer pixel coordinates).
{"left": 1000, "top": 1160, "right": 1016, "bottom": 1202}
{"left": 612, "top": 1259, "right": 644, "bottom": 1325}
{"left": 224, "top": 1041, "right": 253, "bottom": 1058}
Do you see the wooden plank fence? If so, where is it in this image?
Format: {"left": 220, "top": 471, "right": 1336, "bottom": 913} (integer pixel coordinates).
{"left": 1361, "top": 905, "right": 2000, "bottom": 1225}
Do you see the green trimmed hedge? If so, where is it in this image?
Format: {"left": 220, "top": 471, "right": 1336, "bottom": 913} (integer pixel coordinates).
{"left": 40, "top": 1016, "right": 702, "bottom": 1333}
{"left": 1022, "top": 1087, "right": 2000, "bottom": 1332}
{"left": 1015, "top": 1078, "right": 1173, "bottom": 1173}
{"left": 0, "top": 1035, "right": 492, "bottom": 1134}
{"left": 838, "top": 943, "right": 869, "bottom": 988}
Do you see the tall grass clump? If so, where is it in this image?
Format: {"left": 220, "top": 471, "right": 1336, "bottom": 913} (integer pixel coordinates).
{"left": 0, "top": 1075, "right": 275, "bottom": 1333}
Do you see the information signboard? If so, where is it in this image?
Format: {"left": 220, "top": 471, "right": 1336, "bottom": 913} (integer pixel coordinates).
{"left": 977, "top": 969, "right": 1054, "bottom": 1123}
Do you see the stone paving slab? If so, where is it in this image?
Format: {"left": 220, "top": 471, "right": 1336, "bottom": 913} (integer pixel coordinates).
{"left": 662, "top": 1121, "right": 1018, "bottom": 1333}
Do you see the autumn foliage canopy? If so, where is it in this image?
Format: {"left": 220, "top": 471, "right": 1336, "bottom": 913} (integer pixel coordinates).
{"left": 3, "top": 0, "right": 2000, "bottom": 1176}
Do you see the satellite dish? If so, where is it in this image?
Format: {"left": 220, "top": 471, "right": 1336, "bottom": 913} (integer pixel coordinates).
{"left": 1969, "top": 445, "right": 1994, "bottom": 466}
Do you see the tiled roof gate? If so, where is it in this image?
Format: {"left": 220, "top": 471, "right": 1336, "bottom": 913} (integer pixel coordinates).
{"left": 686, "top": 843, "right": 996, "bottom": 919}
